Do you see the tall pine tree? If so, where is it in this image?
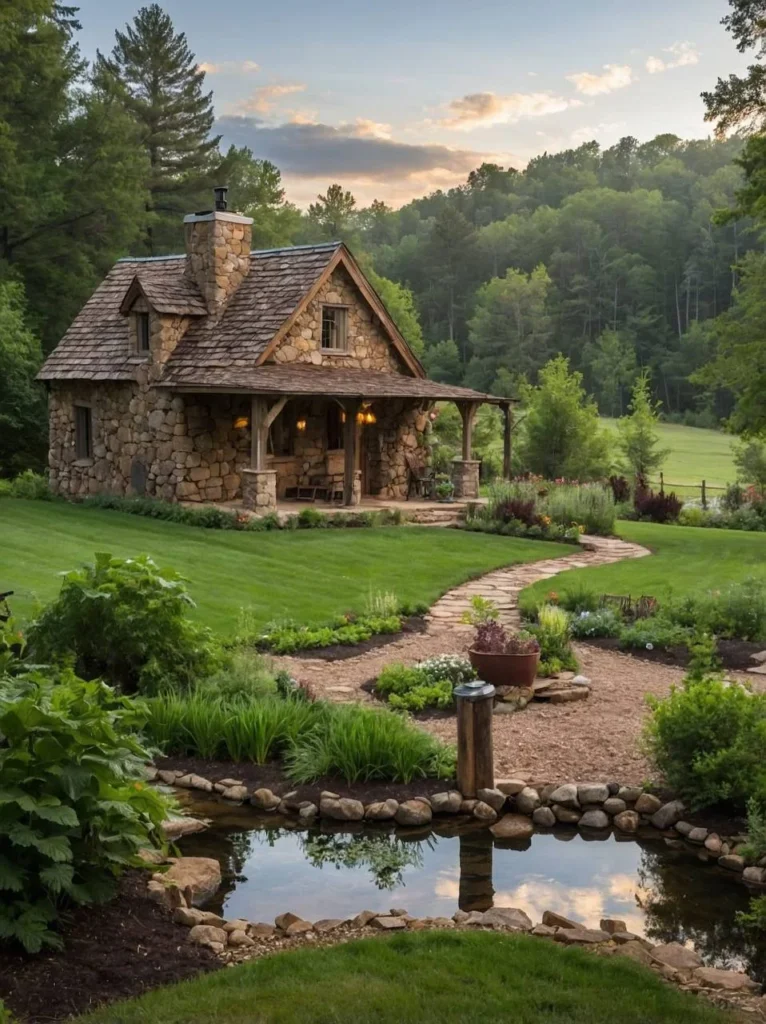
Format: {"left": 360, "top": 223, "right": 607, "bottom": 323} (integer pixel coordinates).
{"left": 96, "top": 4, "right": 227, "bottom": 254}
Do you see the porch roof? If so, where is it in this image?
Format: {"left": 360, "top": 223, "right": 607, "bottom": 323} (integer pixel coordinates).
{"left": 157, "top": 363, "right": 504, "bottom": 404}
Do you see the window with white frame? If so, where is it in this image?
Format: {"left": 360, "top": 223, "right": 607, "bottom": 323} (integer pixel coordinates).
{"left": 321, "top": 306, "right": 348, "bottom": 351}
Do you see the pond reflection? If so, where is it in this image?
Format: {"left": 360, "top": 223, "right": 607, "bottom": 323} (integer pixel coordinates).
{"left": 179, "top": 805, "right": 766, "bottom": 982}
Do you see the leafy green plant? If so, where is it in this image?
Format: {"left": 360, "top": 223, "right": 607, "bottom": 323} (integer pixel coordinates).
{"left": 254, "top": 614, "right": 402, "bottom": 654}
{"left": 388, "top": 680, "right": 453, "bottom": 712}
{"left": 297, "top": 507, "right": 329, "bottom": 529}
{"left": 460, "top": 595, "right": 499, "bottom": 626}
{"left": 28, "top": 553, "right": 222, "bottom": 694}
{"left": 364, "top": 589, "right": 400, "bottom": 619}
{"left": 194, "top": 650, "right": 277, "bottom": 702}
{"left": 0, "top": 470, "right": 53, "bottom": 501}
{"left": 530, "top": 604, "right": 578, "bottom": 675}
{"left": 376, "top": 656, "right": 475, "bottom": 712}
{"left": 741, "top": 798, "right": 766, "bottom": 864}
{"left": 737, "top": 894, "right": 766, "bottom": 932}
{"left": 619, "top": 617, "right": 691, "bottom": 652}
{"left": 570, "top": 608, "right": 622, "bottom": 638}
{"left": 0, "top": 670, "right": 169, "bottom": 952}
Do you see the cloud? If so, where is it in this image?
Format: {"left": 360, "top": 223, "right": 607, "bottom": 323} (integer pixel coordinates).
{"left": 566, "top": 64, "right": 633, "bottom": 96}
{"left": 239, "top": 83, "right": 306, "bottom": 115}
{"left": 570, "top": 121, "right": 626, "bottom": 145}
{"left": 344, "top": 118, "right": 394, "bottom": 140}
{"left": 198, "top": 60, "right": 260, "bottom": 74}
{"left": 646, "top": 41, "right": 700, "bottom": 74}
{"left": 442, "top": 90, "right": 576, "bottom": 130}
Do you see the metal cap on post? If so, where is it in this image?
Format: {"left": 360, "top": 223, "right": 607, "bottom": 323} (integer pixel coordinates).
{"left": 454, "top": 679, "right": 495, "bottom": 798}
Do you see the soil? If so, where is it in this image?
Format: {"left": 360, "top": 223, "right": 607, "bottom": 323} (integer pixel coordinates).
{"left": 582, "top": 636, "right": 764, "bottom": 672}
{"left": 287, "top": 616, "right": 428, "bottom": 662}
{"left": 0, "top": 872, "right": 219, "bottom": 1024}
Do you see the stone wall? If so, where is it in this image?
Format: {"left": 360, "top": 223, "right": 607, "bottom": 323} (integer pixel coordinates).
{"left": 183, "top": 212, "right": 252, "bottom": 313}
{"left": 271, "top": 266, "right": 407, "bottom": 373}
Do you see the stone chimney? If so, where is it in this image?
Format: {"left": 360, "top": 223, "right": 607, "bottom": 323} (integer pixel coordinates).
{"left": 184, "top": 187, "right": 253, "bottom": 315}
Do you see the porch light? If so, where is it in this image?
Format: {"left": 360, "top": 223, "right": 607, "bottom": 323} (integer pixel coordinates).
{"left": 296, "top": 416, "right": 307, "bottom": 432}
{"left": 356, "top": 410, "right": 365, "bottom": 424}
{"left": 364, "top": 410, "right": 376, "bottom": 425}
{"left": 234, "top": 416, "right": 249, "bottom": 429}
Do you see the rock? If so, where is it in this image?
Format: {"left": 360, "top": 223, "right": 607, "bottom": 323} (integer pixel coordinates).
{"left": 651, "top": 942, "right": 702, "bottom": 971}
{"left": 743, "top": 866, "right": 766, "bottom": 885}
{"left": 137, "top": 847, "right": 166, "bottom": 865}
{"left": 453, "top": 910, "right": 485, "bottom": 926}
{"left": 613, "top": 931, "right": 652, "bottom": 947}
{"left": 173, "top": 906, "right": 206, "bottom": 927}
{"left": 352, "top": 910, "right": 377, "bottom": 928}
{"left": 196, "top": 911, "right": 227, "bottom": 927}
{"left": 553, "top": 804, "right": 582, "bottom": 824}
{"left": 515, "top": 787, "right": 541, "bottom": 814}
{"left": 320, "top": 796, "right": 365, "bottom": 822}
{"left": 395, "top": 799, "right": 432, "bottom": 826}
{"left": 579, "top": 809, "right": 609, "bottom": 830}
{"left": 490, "top": 814, "right": 534, "bottom": 841}
{"left": 692, "top": 967, "right": 759, "bottom": 992}
{"left": 176, "top": 774, "right": 213, "bottom": 793}
{"left": 496, "top": 779, "right": 529, "bottom": 796}
{"left": 613, "top": 810, "right": 640, "bottom": 833}
{"left": 144, "top": 766, "right": 159, "bottom": 782}
{"left": 161, "top": 817, "right": 207, "bottom": 840}
{"left": 704, "top": 833, "right": 723, "bottom": 855}
{"left": 372, "top": 916, "right": 407, "bottom": 930}
{"left": 217, "top": 778, "right": 244, "bottom": 788}
{"left": 687, "top": 827, "right": 709, "bottom": 845}
{"left": 249, "top": 923, "right": 276, "bottom": 939}
{"left": 634, "top": 793, "right": 662, "bottom": 815}
{"left": 533, "top": 806, "right": 557, "bottom": 828}
{"left": 480, "top": 907, "right": 533, "bottom": 932}
{"left": 494, "top": 702, "right": 523, "bottom": 715}
{"left": 163, "top": 858, "right": 221, "bottom": 906}
{"left": 602, "top": 798, "right": 627, "bottom": 816}
{"left": 285, "top": 919, "right": 314, "bottom": 937}
{"left": 549, "top": 784, "right": 579, "bottom": 809}
{"left": 157, "top": 769, "right": 182, "bottom": 785}
{"left": 223, "top": 919, "right": 251, "bottom": 933}
{"left": 719, "top": 854, "right": 745, "bottom": 872}
{"left": 459, "top": 799, "right": 478, "bottom": 815}
{"left": 616, "top": 940, "right": 654, "bottom": 966}
{"left": 572, "top": 675, "right": 591, "bottom": 686}
{"left": 617, "top": 786, "right": 643, "bottom": 803}
{"left": 221, "top": 785, "right": 249, "bottom": 802}
{"left": 539, "top": 784, "right": 558, "bottom": 804}
{"left": 279, "top": 791, "right": 304, "bottom": 812}
{"left": 548, "top": 688, "right": 589, "bottom": 703}
{"left": 365, "top": 799, "right": 399, "bottom": 821}
{"left": 476, "top": 788, "right": 507, "bottom": 812}
{"left": 188, "top": 924, "right": 227, "bottom": 950}
{"left": 650, "top": 800, "right": 685, "bottom": 830}
{"left": 554, "top": 927, "right": 611, "bottom": 945}
{"left": 430, "top": 791, "right": 463, "bottom": 815}
{"left": 530, "top": 924, "right": 556, "bottom": 937}
{"left": 542, "top": 910, "right": 579, "bottom": 929}
{"left": 600, "top": 918, "right": 627, "bottom": 934}
{"left": 674, "top": 821, "right": 694, "bottom": 837}
{"left": 472, "top": 801, "right": 498, "bottom": 822}
{"left": 299, "top": 803, "right": 318, "bottom": 821}
{"left": 275, "top": 912, "right": 302, "bottom": 931}
{"left": 313, "top": 918, "right": 345, "bottom": 934}
{"left": 227, "top": 930, "right": 254, "bottom": 947}
{"left": 577, "top": 783, "right": 610, "bottom": 805}
{"left": 251, "top": 788, "right": 281, "bottom": 811}
{"left": 389, "top": 908, "right": 409, "bottom": 917}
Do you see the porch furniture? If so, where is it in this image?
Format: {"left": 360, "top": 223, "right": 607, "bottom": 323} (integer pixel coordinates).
{"left": 405, "top": 452, "right": 433, "bottom": 500}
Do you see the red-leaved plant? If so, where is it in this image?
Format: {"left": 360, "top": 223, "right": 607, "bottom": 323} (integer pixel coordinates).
{"left": 473, "top": 621, "right": 540, "bottom": 655}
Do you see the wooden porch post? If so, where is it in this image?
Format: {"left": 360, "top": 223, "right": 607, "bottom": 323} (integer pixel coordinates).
{"left": 457, "top": 401, "right": 478, "bottom": 461}
{"left": 500, "top": 402, "right": 512, "bottom": 481}
{"left": 250, "top": 396, "right": 267, "bottom": 469}
{"left": 343, "top": 400, "right": 360, "bottom": 506}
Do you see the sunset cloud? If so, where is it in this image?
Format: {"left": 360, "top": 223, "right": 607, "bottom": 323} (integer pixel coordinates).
{"left": 646, "top": 41, "right": 700, "bottom": 74}
{"left": 198, "top": 60, "right": 260, "bottom": 74}
{"left": 238, "top": 83, "right": 307, "bottom": 115}
{"left": 442, "top": 90, "right": 575, "bottom": 130}
{"left": 566, "top": 64, "right": 633, "bottom": 96}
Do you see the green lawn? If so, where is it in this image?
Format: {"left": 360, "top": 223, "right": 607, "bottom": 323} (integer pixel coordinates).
{"left": 74, "top": 931, "right": 730, "bottom": 1024}
{"left": 1, "top": 499, "right": 569, "bottom": 634}
{"left": 521, "top": 519, "right": 766, "bottom": 610}
{"left": 601, "top": 419, "right": 737, "bottom": 495}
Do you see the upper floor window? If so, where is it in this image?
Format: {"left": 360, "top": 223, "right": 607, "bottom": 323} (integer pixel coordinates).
{"left": 74, "top": 405, "right": 93, "bottom": 460}
{"left": 136, "top": 312, "right": 151, "bottom": 354}
{"left": 321, "top": 306, "right": 348, "bottom": 351}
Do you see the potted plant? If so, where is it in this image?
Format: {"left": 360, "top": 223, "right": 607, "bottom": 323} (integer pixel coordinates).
{"left": 461, "top": 597, "right": 540, "bottom": 687}
{"left": 435, "top": 475, "right": 455, "bottom": 503}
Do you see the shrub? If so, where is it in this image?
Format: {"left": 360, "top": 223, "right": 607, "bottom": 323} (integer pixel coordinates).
{"left": 388, "top": 681, "right": 453, "bottom": 712}
{"left": 195, "top": 650, "right": 278, "bottom": 702}
{"left": 665, "top": 579, "right": 766, "bottom": 643}
{"left": 376, "top": 663, "right": 424, "bottom": 698}
{"left": 418, "top": 655, "right": 475, "bottom": 687}
{"left": 297, "top": 507, "right": 329, "bottom": 529}
{"left": 722, "top": 482, "right": 746, "bottom": 512}
{"left": 737, "top": 894, "right": 766, "bottom": 932}
{"left": 634, "top": 489, "right": 683, "bottom": 524}
{"left": 609, "top": 475, "right": 631, "bottom": 503}
{"left": 530, "top": 604, "right": 578, "bottom": 675}
{"left": 544, "top": 484, "right": 615, "bottom": 536}
{"left": 376, "top": 655, "right": 475, "bottom": 712}
{"left": 493, "top": 496, "right": 540, "bottom": 528}
{"left": 741, "top": 798, "right": 766, "bottom": 864}
{"left": 255, "top": 614, "right": 402, "bottom": 654}
{"left": 28, "top": 553, "right": 222, "bottom": 694}
{"left": 678, "top": 506, "right": 714, "bottom": 528}
{"left": 619, "top": 617, "right": 691, "bottom": 652}
{"left": 570, "top": 608, "right": 622, "bottom": 639}
{"left": 0, "top": 670, "right": 169, "bottom": 952}
{"left": 364, "top": 589, "right": 400, "bottom": 619}
{"left": 644, "top": 674, "right": 766, "bottom": 810}
{"left": 0, "top": 470, "right": 52, "bottom": 501}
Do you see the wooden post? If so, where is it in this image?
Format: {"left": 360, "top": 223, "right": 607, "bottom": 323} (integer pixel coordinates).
{"left": 660, "top": 471, "right": 664, "bottom": 495}
{"left": 457, "top": 401, "right": 478, "bottom": 461}
{"left": 250, "top": 396, "right": 267, "bottom": 470}
{"left": 455, "top": 680, "right": 495, "bottom": 797}
{"left": 458, "top": 830, "right": 494, "bottom": 913}
{"left": 500, "top": 402, "right": 512, "bottom": 481}
{"left": 702, "top": 479, "right": 707, "bottom": 509}
{"left": 343, "top": 400, "right": 360, "bottom": 506}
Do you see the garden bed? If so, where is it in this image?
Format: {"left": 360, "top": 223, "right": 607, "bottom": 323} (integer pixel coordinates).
{"left": 287, "top": 615, "right": 428, "bottom": 661}
{"left": 581, "top": 637, "right": 764, "bottom": 672}
{"left": 0, "top": 872, "right": 220, "bottom": 1024}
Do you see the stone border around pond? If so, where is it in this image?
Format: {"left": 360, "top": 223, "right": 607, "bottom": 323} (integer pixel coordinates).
{"left": 149, "top": 767, "right": 766, "bottom": 892}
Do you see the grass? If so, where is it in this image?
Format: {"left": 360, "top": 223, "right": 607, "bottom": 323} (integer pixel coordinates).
{"left": 74, "top": 930, "right": 732, "bottom": 1024}
{"left": 521, "top": 519, "right": 766, "bottom": 611}
{"left": 1, "top": 499, "right": 569, "bottom": 634}
{"left": 601, "top": 419, "right": 737, "bottom": 494}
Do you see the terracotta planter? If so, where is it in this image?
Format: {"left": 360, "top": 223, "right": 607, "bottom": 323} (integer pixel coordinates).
{"left": 468, "top": 649, "right": 540, "bottom": 689}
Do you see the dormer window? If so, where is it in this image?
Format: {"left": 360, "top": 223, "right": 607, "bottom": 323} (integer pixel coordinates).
{"left": 321, "top": 306, "right": 348, "bottom": 351}
{"left": 136, "top": 312, "right": 151, "bottom": 354}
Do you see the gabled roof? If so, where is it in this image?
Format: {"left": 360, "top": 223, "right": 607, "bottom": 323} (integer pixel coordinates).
{"left": 119, "top": 272, "right": 208, "bottom": 317}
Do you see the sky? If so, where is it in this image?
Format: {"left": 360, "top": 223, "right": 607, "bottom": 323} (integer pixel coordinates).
{"left": 74, "top": 0, "right": 751, "bottom": 208}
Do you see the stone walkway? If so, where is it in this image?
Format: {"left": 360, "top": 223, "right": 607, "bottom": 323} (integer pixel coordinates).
{"left": 275, "top": 535, "right": 650, "bottom": 702}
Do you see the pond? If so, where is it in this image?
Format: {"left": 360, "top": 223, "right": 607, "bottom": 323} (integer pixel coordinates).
{"left": 178, "top": 796, "right": 766, "bottom": 982}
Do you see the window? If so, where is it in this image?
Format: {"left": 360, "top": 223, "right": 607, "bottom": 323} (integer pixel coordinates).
{"left": 136, "top": 312, "right": 150, "bottom": 354}
{"left": 327, "top": 404, "right": 344, "bottom": 451}
{"left": 74, "top": 405, "right": 93, "bottom": 459}
{"left": 269, "top": 406, "right": 293, "bottom": 456}
{"left": 321, "top": 306, "right": 348, "bottom": 351}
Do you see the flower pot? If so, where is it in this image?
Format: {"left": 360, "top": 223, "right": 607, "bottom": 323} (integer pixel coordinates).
{"left": 468, "top": 649, "right": 540, "bottom": 689}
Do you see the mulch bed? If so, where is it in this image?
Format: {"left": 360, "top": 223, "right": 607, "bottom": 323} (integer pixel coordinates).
{"left": 286, "top": 615, "right": 428, "bottom": 662}
{"left": 582, "top": 636, "right": 763, "bottom": 671}
{"left": 0, "top": 872, "right": 220, "bottom": 1024}
{"left": 157, "top": 755, "right": 454, "bottom": 805}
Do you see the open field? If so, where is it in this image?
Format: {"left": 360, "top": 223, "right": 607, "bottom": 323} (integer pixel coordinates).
{"left": 75, "top": 931, "right": 730, "bottom": 1024}
{"left": 520, "top": 520, "right": 766, "bottom": 611}
{"left": 1, "top": 499, "right": 569, "bottom": 634}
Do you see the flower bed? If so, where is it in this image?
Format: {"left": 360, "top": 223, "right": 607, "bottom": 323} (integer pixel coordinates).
{"left": 462, "top": 480, "right": 615, "bottom": 542}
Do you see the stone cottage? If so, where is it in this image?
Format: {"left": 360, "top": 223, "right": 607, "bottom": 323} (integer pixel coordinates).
{"left": 39, "top": 189, "right": 506, "bottom": 513}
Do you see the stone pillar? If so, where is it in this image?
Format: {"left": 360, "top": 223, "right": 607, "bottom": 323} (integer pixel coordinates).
{"left": 242, "top": 468, "right": 277, "bottom": 514}
{"left": 452, "top": 459, "right": 480, "bottom": 499}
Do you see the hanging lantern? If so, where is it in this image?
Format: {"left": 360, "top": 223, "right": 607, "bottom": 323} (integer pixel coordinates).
{"left": 340, "top": 410, "right": 346, "bottom": 423}
{"left": 296, "top": 416, "right": 307, "bottom": 432}
{"left": 364, "top": 410, "right": 376, "bottom": 425}
{"left": 234, "top": 416, "right": 249, "bottom": 430}
{"left": 356, "top": 410, "right": 365, "bottom": 424}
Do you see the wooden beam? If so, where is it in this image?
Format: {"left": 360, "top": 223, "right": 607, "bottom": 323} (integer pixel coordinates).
{"left": 500, "top": 402, "right": 512, "bottom": 481}
{"left": 457, "top": 401, "right": 478, "bottom": 461}
{"left": 264, "top": 395, "right": 289, "bottom": 430}
{"left": 250, "top": 396, "right": 268, "bottom": 470}
{"left": 343, "top": 400, "right": 360, "bottom": 505}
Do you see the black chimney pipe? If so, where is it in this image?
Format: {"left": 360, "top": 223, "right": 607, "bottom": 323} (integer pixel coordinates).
{"left": 214, "top": 186, "right": 228, "bottom": 212}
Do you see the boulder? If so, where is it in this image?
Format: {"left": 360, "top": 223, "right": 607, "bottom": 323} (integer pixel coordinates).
{"left": 602, "top": 798, "right": 627, "bottom": 816}
{"left": 743, "top": 866, "right": 766, "bottom": 885}
{"left": 599, "top": 918, "right": 627, "bottom": 934}
{"left": 173, "top": 907, "right": 207, "bottom": 927}
{"left": 476, "top": 788, "right": 507, "bottom": 812}
{"left": 553, "top": 804, "right": 581, "bottom": 824}
{"left": 674, "top": 821, "right": 694, "bottom": 837}
{"left": 157, "top": 769, "right": 182, "bottom": 785}
{"left": 365, "top": 799, "right": 399, "bottom": 821}
{"left": 554, "top": 927, "right": 611, "bottom": 945}
{"left": 352, "top": 910, "right": 378, "bottom": 928}
{"left": 227, "top": 930, "right": 254, "bottom": 947}
{"left": 221, "top": 785, "right": 249, "bottom": 802}
{"left": 613, "top": 810, "right": 640, "bottom": 833}
{"left": 188, "top": 924, "right": 227, "bottom": 950}
{"left": 176, "top": 774, "right": 213, "bottom": 793}
{"left": 515, "top": 787, "right": 541, "bottom": 815}
{"left": 496, "top": 779, "right": 528, "bottom": 796}
{"left": 453, "top": 910, "right": 485, "bottom": 926}
{"left": 313, "top": 918, "right": 345, "bottom": 934}
{"left": 615, "top": 940, "right": 654, "bottom": 966}
{"left": 162, "top": 857, "right": 221, "bottom": 906}
{"left": 577, "top": 783, "right": 610, "bottom": 805}
{"left": 161, "top": 817, "right": 207, "bottom": 840}
{"left": 372, "top": 916, "right": 407, "bottom": 930}
{"left": 530, "top": 924, "right": 556, "bottom": 937}
{"left": 459, "top": 799, "right": 478, "bottom": 815}
{"left": 579, "top": 809, "right": 609, "bottom": 830}
{"left": 692, "top": 967, "right": 759, "bottom": 992}
{"left": 650, "top": 800, "right": 685, "bottom": 830}
{"left": 549, "top": 784, "right": 579, "bottom": 810}
{"left": 299, "top": 803, "right": 318, "bottom": 821}
{"left": 634, "top": 793, "right": 662, "bottom": 815}
{"left": 480, "top": 907, "right": 533, "bottom": 932}
{"left": 548, "top": 688, "right": 589, "bottom": 703}
{"left": 223, "top": 919, "right": 251, "bottom": 933}
{"left": 542, "top": 910, "right": 579, "bottom": 929}
{"left": 472, "top": 800, "right": 498, "bottom": 822}
{"left": 617, "top": 786, "right": 643, "bottom": 803}
{"left": 395, "top": 799, "right": 432, "bottom": 827}
{"left": 430, "top": 791, "right": 463, "bottom": 815}
{"left": 704, "top": 833, "right": 723, "bottom": 855}
{"left": 533, "top": 806, "right": 557, "bottom": 828}
{"left": 285, "top": 919, "right": 314, "bottom": 937}
{"left": 320, "top": 796, "right": 365, "bottom": 822}
{"left": 719, "top": 854, "right": 745, "bottom": 872}
{"left": 687, "top": 827, "right": 709, "bottom": 845}
{"left": 490, "top": 814, "right": 534, "bottom": 841}
{"left": 275, "top": 911, "right": 302, "bottom": 931}
{"left": 250, "top": 788, "right": 281, "bottom": 811}
{"left": 650, "top": 942, "right": 702, "bottom": 971}
{"left": 249, "top": 923, "right": 276, "bottom": 939}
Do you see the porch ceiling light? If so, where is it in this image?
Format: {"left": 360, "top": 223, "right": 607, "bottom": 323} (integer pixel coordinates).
{"left": 364, "top": 410, "right": 376, "bottom": 424}
{"left": 234, "top": 416, "right": 249, "bottom": 429}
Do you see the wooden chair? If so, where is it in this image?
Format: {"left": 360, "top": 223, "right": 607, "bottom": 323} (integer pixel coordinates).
{"left": 405, "top": 452, "right": 432, "bottom": 500}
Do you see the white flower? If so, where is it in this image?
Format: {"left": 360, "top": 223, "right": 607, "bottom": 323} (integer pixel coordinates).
{"left": 646, "top": 642, "right": 654, "bottom": 650}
